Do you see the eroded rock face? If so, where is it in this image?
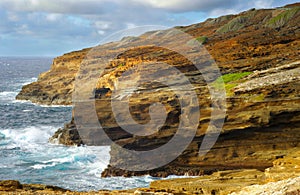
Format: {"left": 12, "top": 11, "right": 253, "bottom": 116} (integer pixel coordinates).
{"left": 147, "top": 148, "right": 300, "bottom": 194}
{"left": 16, "top": 5, "right": 300, "bottom": 105}
{"left": 16, "top": 48, "right": 90, "bottom": 105}
{"left": 19, "top": 5, "right": 300, "bottom": 178}
{"left": 0, "top": 180, "right": 69, "bottom": 194}
{"left": 49, "top": 121, "right": 83, "bottom": 146}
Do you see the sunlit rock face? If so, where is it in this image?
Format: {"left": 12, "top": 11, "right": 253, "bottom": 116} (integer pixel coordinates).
{"left": 18, "top": 5, "right": 300, "bottom": 177}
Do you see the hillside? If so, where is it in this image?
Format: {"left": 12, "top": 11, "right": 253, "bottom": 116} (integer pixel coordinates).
{"left": 17, "top": 5, "right": 300, "bottom": 105}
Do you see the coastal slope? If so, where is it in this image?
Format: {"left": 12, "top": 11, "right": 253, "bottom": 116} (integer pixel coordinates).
{"left": 15, "top": 3, "right": 300, "bottom": 193}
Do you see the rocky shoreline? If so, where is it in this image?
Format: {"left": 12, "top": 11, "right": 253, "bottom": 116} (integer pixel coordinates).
{"left": 1, "top": 149, "right": 300, "bottom": 194}
{"left": 14, "top": 3, "right": 300, "bottom": 195}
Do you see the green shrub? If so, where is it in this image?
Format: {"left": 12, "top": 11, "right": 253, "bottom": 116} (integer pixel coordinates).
{"left": 187, "top": 36, "right": 208, "bottom": 46}
{"left": 196, "top": 36, "right": 208, "bottom": 44}
{"left": 266, "top": 7, "right": 300, "bottom": 28}
{"left": 212, "top": 72, "right": 252, "bottom": 96}
{"left": 118, "top": 63, "right": 125, "bottom": 67}
{"left": 216, "top": 72, "right": 252, "bottom": 84}
{"left": 216, "top": 16, "right": 248, "bottom": 33}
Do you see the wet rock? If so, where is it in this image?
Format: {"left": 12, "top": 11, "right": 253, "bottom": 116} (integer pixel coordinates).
{"left": 49, "top": 121, "right": 83, "bottom": 146}
{"left": 0, "top": 180, "right": 22, "bottom": 191}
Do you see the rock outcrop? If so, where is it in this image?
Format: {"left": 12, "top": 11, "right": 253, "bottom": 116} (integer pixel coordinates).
{"left": 17, "top": 4, "right": 300, "bottom": 105}
{"left": 2, "top": 150, "right": 300, "bottom": 194}
{"left": 148, "top": 149, "right": 300, "bottom": 194}
{"left": 17, "top": 2, "right": 300, "bottom": 186}
{"left": 16, "top": 48, "right": 90, "bottom": 105}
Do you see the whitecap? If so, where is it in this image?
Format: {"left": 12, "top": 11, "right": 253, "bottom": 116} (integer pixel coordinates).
{"left": 12, "top": 99, "right": 34, "bottom": 104}
{"left": 0, "top": 91, "right": 18, "bottom": 101}
{"left": 21, "top": 77, "right": 37, "bottom": 86}
{"left": 0, "top": 126, "right": 58, "bottom": 150}
{"left": 23, "top": 109, "right": 33, "bottom": 112}
{"left": 39, "top": 104, "right": 72, "bottom": 108}
{"left": 30, "top": 145, "right": 110, "bottom": 174}
{"left": 31, "top": 163, "right": 56, "bottom": 170}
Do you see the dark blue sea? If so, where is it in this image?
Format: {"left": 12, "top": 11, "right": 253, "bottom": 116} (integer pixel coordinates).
{"left": 0, "top": 57, "right": 168, "bottom": 191}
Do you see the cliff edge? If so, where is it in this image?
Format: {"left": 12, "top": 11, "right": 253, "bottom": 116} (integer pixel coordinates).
{"left": 16, "top": 3, "right": 300, "bottom": 190}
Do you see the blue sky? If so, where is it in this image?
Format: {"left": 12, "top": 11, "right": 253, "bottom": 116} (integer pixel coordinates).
{"left": 0, "top": 0, "right": 297, "bottom": 56}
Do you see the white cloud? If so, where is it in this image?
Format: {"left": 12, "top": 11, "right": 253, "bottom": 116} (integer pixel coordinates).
{"left": 0, "top": 0, "right": 296, "bottom": 56}
{"left": 15, "top": 24, "right": 33, "bottom": 35}
{"left": 253, "top": 0, "right": 274, "bottom": 8}
{"left": 97, "top": 30, "right": 106, "bottom": 35}
{"left": 7, "top": 12, "right": 19, "bottom": 21}
{"left": 126, "top": 23, "right": 138, "bottom": 29}
{"left": 46, "top": 13, "right": 63, "bottom": 22}
{"left": 0, "top": 0, "right": 117, "bottom": 14}
{"left": 129, "top": 0, "right": 238, "bottom": 12}
{"left": 209, "top": 8, "right": 240, "bottom": 18}
{"left": 94, "top": 21, "right": 111, "bottom": 30}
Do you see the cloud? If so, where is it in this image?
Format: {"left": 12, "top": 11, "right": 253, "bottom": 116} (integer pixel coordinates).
{"left": 46, "top": 13, "right": 63, "bottom": 22}
{"left": 0, "top": 0, "right": 115, "bottom": 14}
{"left": 130, "top": 0, "right": 238, "bottom": 12}
{"left": 253, "top": 0, "right": 274, "bottom": 8}
{"left": 94, "top": 21, "right": 112, "bottom": 30}
{"left": 0, "top": 0, "right": 297, "bottom": 56}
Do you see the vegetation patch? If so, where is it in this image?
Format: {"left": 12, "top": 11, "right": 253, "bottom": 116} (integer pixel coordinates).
{"left": 196, "top": 36, "right": 208, "bottom": 44}
{"left": 216, "top": 16, "right": 248, "bottom": 33}
{"left": 212, "top": 72, "right": 252, "bottom": 96}
{"left": 118, "top": 63, "right": 125, "bottom": 67}
{"left": 266, "top": 7, "right": 300, "bottom": 28}
{"left": 187, "top": 36, "right": 208, "bottom": 46}
{"left": 251, "top": 93, "right": 265, "bottom": 102}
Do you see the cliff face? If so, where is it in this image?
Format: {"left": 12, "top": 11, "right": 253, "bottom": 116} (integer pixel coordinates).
{"left": 17, "top": 6, "right": 300, "bottom": 105}
{"left": 16, "top": 48, "right": 90, "bottom": 105}
{"left": 99, "top": 60, "right": 300, "bottom": 177}
{"left": 17, "top": 4, "right": 300, "bottom": 179}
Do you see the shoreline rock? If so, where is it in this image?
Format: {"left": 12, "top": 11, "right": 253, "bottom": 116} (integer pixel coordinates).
{"left": 2, "top": 150, "right": 300, "bottom": 194}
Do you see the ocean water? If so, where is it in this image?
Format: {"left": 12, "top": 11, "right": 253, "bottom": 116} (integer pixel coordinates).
{"left": 0, "top": 57, "right": 165, "bottom": 191}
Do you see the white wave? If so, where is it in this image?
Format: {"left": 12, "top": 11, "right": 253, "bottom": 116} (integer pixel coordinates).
{"left": 12, "top": 99, "right": 34, "bottom": 105}
{"left": 39, "top": 104, "right": 72, "bottom": 108}
{"left": 31, "top": 163, "right": 57, "bottom": 170}
{"left": 23, "top": 109, "right": 33, "bottom": 112}
{"left": 30, "top": 145, "right": 110, "bottom": 174}
{"left": 0, "top": 125, "right": 112, "bottom": 190}
{"left": 21, "top": 77, "right": 37, "bottom": 86}
{"left": 0, "top": 91, "right": 18, "bottom": 101}
{"left": 0, "top": 77, "right": 37, "bottom": 102}
{"left": 31, "top": 156, "right": 73, "bottom": 170}
{"left": 12, "top": 100, "right": 72, "bottom": 107}
{"left": 142, "top": 175, "right": 156, "bottom": 183}
{"left": 0, "top": 126, "right": 57, "bottom": 150}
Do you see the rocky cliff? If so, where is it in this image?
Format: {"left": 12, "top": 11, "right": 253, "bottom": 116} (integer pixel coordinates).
{"left": 17, "top": 3, "right": 300, "bottom": 185}
{"left": 17, "top": 5, "right": 300, "bottom": 105}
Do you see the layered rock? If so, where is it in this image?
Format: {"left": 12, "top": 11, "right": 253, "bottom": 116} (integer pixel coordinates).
{"left": 16, "top": 48, "right": 90, "bottom": 105}
{"left": 16, "top": 3, "right": 300, "bottom": 181}
{"left": 2, "top": 150, "right": 300, "bottom": 194}
{"left": 17, "top": 5, "right": 300, "bottom": 105}
{"left": 149, "top": 148, "right": 300, "bottom": 194}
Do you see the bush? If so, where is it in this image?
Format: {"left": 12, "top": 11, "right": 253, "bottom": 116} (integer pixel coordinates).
{"left": 216, "top": 16, "right": 248, "bottom": 33}
{"left": 187, "top": 36, "right": 208, "bottom": 46}
{"left": 216, "top": 72, "right": 252, "bottom": 84}
{"left": 266, "top": 7, "right": 300, "bottom": 28}
{"left": 212, "top": 72, "right": 252, "bottom": 96}
{"left": 196, "top": 36, "right": 208, "bottom": 44}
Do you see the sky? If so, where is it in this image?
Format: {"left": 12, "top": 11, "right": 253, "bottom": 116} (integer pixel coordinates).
{"left": 0, "top": 0, "right": 298, "bottom": 57}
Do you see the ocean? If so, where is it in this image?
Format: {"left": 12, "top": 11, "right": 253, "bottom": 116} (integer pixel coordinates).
{"left": 0, "top": 57, "right": 168, "bottom": 191}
